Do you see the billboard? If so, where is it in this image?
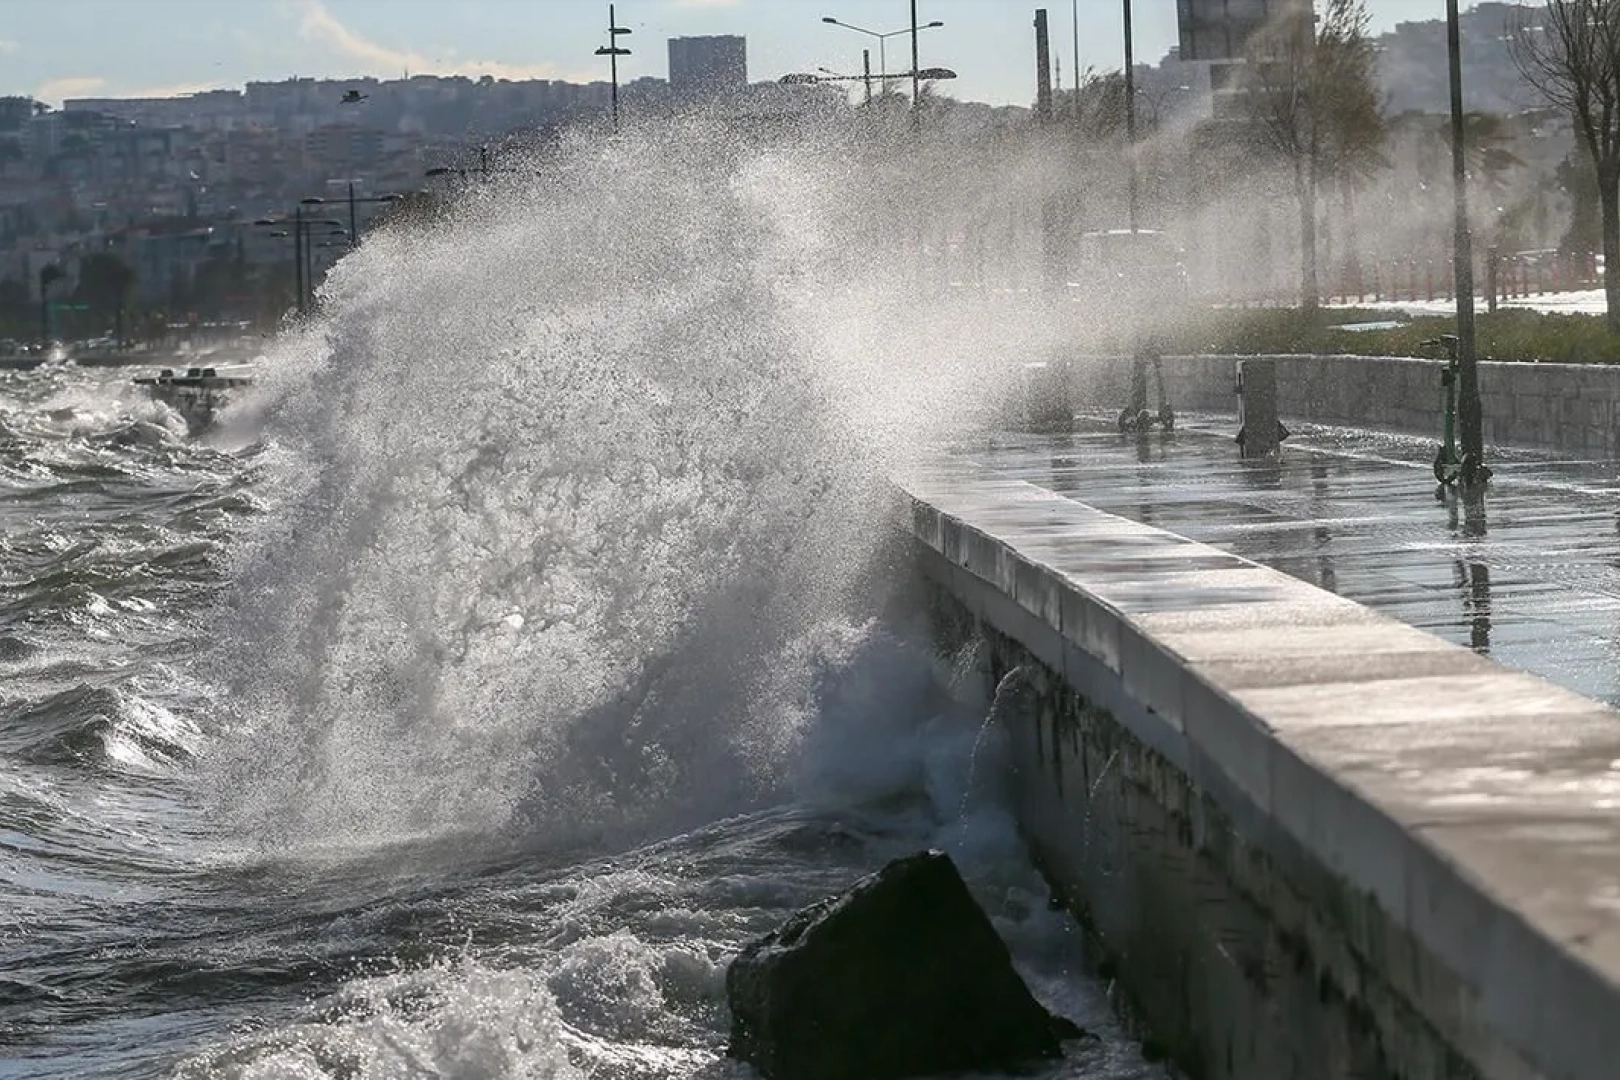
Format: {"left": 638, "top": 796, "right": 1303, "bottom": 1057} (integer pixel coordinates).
{"left": 1177, "top": 0, "right": 1302, "bottom": 61}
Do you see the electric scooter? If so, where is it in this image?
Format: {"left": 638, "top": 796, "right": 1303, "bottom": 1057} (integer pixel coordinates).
{"left": 1117, "top": 341, "right": 1175, "bottom": 434}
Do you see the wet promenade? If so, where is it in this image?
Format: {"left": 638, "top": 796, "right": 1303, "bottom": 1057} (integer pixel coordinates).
{"left": 953, "top": 415, "right": 1620, "bottom": 708}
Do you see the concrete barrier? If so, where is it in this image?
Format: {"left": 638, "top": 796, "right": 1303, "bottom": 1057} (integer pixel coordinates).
{"left": 1072, "top": 354, "right": 1620, "bottom": 456}
{"left": 903, "top": 456, "right": 1620, "bottom": 1080}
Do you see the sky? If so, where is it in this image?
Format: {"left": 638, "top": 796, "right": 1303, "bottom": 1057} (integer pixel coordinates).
{"left": 0, "top": 0, "right": 1461, "bottom": 109}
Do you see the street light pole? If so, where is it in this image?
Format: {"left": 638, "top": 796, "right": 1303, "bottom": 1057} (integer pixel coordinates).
{"left": 294, "top": 204, "right": 306, "bottom": 316}
{"left": 1072, "top": 0, "right": 1081, "bottom": 127}
{"left": 911, "top": 0, "right": 922, "bottom": 127}
{"left": 305, "top": 190, "right": 401, "bottom": 253}
{"left": 864, "top": 48, "right": 872, "bottom": 104}
{"left": 595, "top": 4, "right": 633, "bottom": 133}
{"left": 1446, "top": 0, "right": 1484, "bottom": 482}
{"left": 303, "top": 215, "right": 316, "bottom": 312}
{"left": 1123, "top": 0, "right": 1139, "bottom": 232}
{"left": 821, "top": 16, "right": 942, "bottom": 102}
{"left": 609, "top": 4, "right": 620, "bottom": 130}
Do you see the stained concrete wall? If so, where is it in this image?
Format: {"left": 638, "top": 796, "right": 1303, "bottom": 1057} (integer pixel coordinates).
{"left": 1072, "top": 354, "right": 1620, "bottom": 456}
{"left": 903, "top": 459, "right": 1620, "bottom": 1080}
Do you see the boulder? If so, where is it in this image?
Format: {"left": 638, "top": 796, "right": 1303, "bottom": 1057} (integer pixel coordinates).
{"left": 726, "top": 849, "right": 1084, "bottom": 1080}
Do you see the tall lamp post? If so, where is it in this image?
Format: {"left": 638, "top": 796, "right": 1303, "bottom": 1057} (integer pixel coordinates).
{"left": 821, "top": 14, "right": 942, "bottom": 101}
{"left": 254, "top": 211, "right": 345, "bottom": 314}
{"left": 1072, "top": 0, "right": 1082, "bottom": 126}
{"left": 1446, "top": 0, "right": 1485, "bottom": 484}
{"left": 1123, "top": 0, "right": 1139, "bottom": 232}
{"left": 910, "top": 0, "right": 922, "bottom": 126}
{"left": 254, "top": 213, "right": 302, "bottom": 315}
{"left": 304, "top": 188, "right": 403, "bottom": 250}
{"left": 261, "top": 226, "right": 295, "bottom": 319}
{"left": 595, "top": 4, "right": 632, "bottom": 132}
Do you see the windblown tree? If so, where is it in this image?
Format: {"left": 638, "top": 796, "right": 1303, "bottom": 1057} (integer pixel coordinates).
{"left": 1556, "top": 143, "right": 1603, "bottom": 256}
{"left": 1062, "top": 67, "right": 1169, "bottom": 143}
{"left": 1512, "top": 0, "right": 1620, "bottom": 333}
{"left": 0, "top": 276, "right": 29, "bottom": 338}
{"left": 75, "top": 252, "right": 136, "bottom": 344}
{"left": 1457, "top": 112, "right": 1531, "bottom": 255}
{"left": 1236, "top": 0, "right": 1385, "bottom": 310}
{"left": 37, "top": 264, "right": 63, "bottom": 345}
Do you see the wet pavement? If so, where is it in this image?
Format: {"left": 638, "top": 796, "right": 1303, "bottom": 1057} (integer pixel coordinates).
{"left": 952, "top": 415, "right": 1620, "bottom": 708}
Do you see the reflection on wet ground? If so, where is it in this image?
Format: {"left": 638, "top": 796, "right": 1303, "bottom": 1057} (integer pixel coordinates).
{"left": 958, "top": 415, "right": 1620, "bottom": 708}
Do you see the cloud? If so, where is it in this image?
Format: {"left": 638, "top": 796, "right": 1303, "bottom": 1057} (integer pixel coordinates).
{"left": 0, "top": 39, "right": 18, "bottom": 55}
{"left": 294, "top": 0, "right": 571, "bottom": 81}
{"left": 36, "top": 77, "right": 107, "bottom": 104}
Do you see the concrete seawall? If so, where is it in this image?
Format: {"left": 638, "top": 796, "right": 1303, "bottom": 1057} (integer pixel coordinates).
{"left": 1075, "top": 354, "right": 1620, "bottom": 456}
{"left": 903, "top": 456, "right": 1620, "bottom": 1079}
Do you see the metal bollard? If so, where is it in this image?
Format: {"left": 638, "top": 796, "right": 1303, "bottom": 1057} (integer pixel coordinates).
{"left": 1234, "top": 358, "right": 1285, "bottom": 459}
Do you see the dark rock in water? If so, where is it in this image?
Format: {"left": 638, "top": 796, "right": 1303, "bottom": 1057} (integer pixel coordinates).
{"left": 726, "top": 849, "right": 1083, "bottom": 1080}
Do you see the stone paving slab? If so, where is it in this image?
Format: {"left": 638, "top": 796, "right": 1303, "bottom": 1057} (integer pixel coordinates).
{"left": 954, "top": 417, "right": 1620, "bottom": 707}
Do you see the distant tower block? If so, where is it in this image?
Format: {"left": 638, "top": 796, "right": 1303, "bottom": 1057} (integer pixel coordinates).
{"left": 667, "top": 35, "right": 748, "bottom": 102}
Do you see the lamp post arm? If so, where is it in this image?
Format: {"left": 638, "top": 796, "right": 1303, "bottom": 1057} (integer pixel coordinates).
{"left": 826, "top": 18, "right": 883, "bottom": 37}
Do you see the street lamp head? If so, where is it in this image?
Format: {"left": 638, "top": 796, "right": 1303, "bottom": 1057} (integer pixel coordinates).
{"left": 379, "top": 193, "right": 404, "bottom": 201}
{"left": 252, "top": 218, "right": 276, "bottom": 226}
{"left": 821, "top": 16, "right": 838, "bottom": 23}
{"left": 780, "top": 73, "right": 821, "bottom": 85}
{"left": 424, "top": 167, "right": 456, "bottom": 177}
{"left": 610, "top": 25, "right": 631, "bottom": 34}
{"left": 300, "top": 196, "right": 324, "bottom": 205}
{"left": 917, "top": 67, "right": 957, "bottom": 80}
{"left": 925, "top": 20, "right": 944, "bottom": 29}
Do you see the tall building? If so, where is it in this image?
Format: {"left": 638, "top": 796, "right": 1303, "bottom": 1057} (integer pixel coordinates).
{"left": 667, "top": 36, "right": 747, "bottom": 102}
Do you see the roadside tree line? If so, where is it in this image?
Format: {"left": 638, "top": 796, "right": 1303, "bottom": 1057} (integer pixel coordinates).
{"left": 1055, "top": 0, "right": 1620, "bottom": 333}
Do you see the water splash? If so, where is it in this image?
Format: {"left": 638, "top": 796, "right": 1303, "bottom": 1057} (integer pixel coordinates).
{"left": 195, "top": 120, "right": 1060, "bottom": 854}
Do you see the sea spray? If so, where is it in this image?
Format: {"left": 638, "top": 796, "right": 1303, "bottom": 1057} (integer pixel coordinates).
{"left": 11, "top": 112, "right": 1171, "bottom": 1080}
{"left": 195, "top": 121, "right": 990, "bottom": 852}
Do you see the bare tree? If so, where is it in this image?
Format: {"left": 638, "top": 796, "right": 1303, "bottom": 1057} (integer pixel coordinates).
{"left": 1237, "top": 0, "right": 1385, "bottom": 310}
{"left": 1512, "top": 0, "right": 1620, "bottom": 333}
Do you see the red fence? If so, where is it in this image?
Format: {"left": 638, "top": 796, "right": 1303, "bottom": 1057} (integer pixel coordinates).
{"left": 1321, "top": 251, "right": 1601, "bottom": 308}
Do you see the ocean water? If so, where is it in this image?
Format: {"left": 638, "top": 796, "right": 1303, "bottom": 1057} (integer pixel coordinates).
{"left": 1, "top": 119, "right": 1166, "bottom": 1079}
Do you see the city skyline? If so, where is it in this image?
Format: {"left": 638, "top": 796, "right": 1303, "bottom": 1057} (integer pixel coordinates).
{"left": 5, "top": 0, "right": 1458, "bottom": 110}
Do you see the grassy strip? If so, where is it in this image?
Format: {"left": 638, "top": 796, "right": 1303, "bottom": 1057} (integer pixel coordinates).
{"left": 1167, "top": 307, "right": 1620, "bottom": 364}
